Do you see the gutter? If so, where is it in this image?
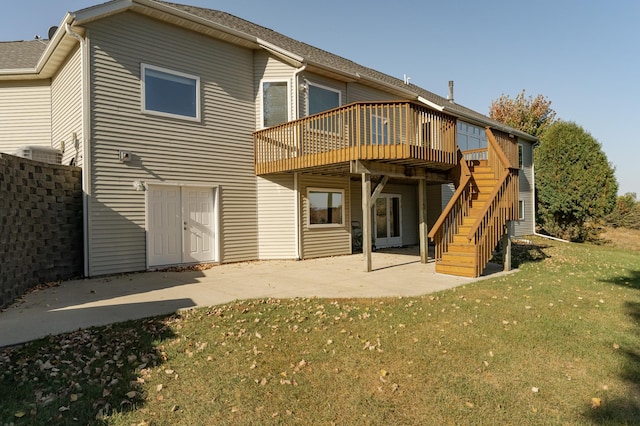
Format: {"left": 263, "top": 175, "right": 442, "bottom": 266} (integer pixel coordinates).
{"left": 65, "top": 23, "right": 92, "bottom": 277}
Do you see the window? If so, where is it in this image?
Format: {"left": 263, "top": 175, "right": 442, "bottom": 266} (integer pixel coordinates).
{"left": 262, "top": 80, "right": 289, "bottom": 128}
{"left": 307, "top": 82, "right": 341, "bottom": 115}
{"left": 371, "top": 115, "right": 389, "bottom": 145}
{"left": 518, "top": 143, "right": 524, "bottom": 169}
{"left": 142, "top": 64, "right": 200, "bottom": 121}
{"left": 519, "top": 200, "right": 525, "bottom": 220}
{"left": 456, "top": 122, "right": 487, "bottom": 151}
{"left": 308, "top": 188, "right": 344, "bottom": 227}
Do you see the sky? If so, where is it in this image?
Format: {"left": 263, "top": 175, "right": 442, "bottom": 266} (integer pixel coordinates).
{"left": 1, "top": 0, "right": 638, "bottom": 196}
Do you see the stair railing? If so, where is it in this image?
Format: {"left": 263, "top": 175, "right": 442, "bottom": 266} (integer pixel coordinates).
{"left": 466, "top": 128, "right": 519, "bottom": 276}
{"left": 428, "top": 148, "right": 472, "bottom": 261}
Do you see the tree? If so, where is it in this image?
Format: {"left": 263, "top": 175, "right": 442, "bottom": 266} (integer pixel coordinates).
{"left": 536, "top": 121, "right": 618, "bottom": 241}
{"left": 606, "top": 192, "right": 640, "bottom": 229}
{"left": 489, "top": 90, "right": 557, "bottom": 138}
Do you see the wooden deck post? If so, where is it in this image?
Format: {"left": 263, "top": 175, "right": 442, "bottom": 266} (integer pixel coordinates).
{"left": 362, "top": 172, "right": 372, "bottom": 272}
{"left": 502, "top": 223, "right": 512, "bottom": 272}
{"left": 419, "top": 178, "right": 428, "bottom": 264}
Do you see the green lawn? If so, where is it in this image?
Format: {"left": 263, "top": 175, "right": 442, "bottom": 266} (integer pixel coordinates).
{"left": 1, "top": 238, "right": 639, "bottom": 425}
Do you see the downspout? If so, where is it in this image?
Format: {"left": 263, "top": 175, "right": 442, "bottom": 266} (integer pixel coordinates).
{"left": 292, "top": 64, "right": 306, "bottom": 260}
{"left": 65, "top": 23, "right": 91, "bottom": 277}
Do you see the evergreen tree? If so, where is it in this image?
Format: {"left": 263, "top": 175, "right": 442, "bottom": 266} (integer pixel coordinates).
{"left": 536, "top": 121, "right": 618, "bottom": 241}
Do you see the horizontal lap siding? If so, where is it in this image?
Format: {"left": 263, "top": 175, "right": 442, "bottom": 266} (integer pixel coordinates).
{"left": 0, "top": 80, "right": 51, "bottom": 153}
{"left": 300, "top": 174, "right": 350, "bottom": 258}
{"left": 51, "top": 46, "right": 83, "bottom": 166}
{"left": 254, "top": 51, "right": 295, "bottom": 129}
{"left": 257, "top": 174, "right": 296, "bottom": 259}
{"left": 513, "top": 139, "right": 535, "bottom": 236}
{"left": 346, "top": 82, "right": 398, "bottom": 103}
{"left": 87, "top": 12, "right": 256, "bottom": 276}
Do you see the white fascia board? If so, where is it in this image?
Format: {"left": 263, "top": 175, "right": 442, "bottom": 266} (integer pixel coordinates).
{"left": 0, "top": 12, "right": 74, "bottom": 79}
{"left": 257, "top": 38, "right": 303, "bottom": 66}
{"left": 73, "top": 0, "right": 133, "bottom": 23}
{"left": 417, "top": 96, "right": 444, "bottom": 112}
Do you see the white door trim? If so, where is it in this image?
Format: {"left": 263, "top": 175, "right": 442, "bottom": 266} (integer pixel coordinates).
{"left": 146, "top": 184, "right": 219, "bottom": 268}
{"left": 374, "top": 193, "right": 402, "bottom": 249}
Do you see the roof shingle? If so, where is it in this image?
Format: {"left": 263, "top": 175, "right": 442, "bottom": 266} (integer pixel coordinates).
{"left": 0, "top": 40, "right": 48, "bottom": 69}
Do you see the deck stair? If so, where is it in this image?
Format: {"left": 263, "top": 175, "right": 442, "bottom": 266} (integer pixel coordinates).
{"left": 435, "top": 161, "right": 496, "bottom": 277}
{"left": 429, "top": 128, "right": 519, "bottom": 278}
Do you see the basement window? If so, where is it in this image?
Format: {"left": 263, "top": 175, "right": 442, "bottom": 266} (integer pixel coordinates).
{"left": 142, "top": 64, "right": 200, "bottom": 121}
{"left": 308, "top": 188, "right": 344, "bottom": 227}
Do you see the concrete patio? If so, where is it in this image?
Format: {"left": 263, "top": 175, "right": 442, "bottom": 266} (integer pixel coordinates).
{"left": 0, "top": 248, "right": 509, "bottom": 347}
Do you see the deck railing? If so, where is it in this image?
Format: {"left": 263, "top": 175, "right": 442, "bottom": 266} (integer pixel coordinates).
{"left": 254, "top": 101, "right": 458, "bottom": 175}
{"left": 466, "top": 128, "right": 519, "bottom": 276}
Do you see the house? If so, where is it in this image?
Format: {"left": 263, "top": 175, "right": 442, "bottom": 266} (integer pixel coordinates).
{"left": 0, "top": 0, "right": 537, "bottom": 278}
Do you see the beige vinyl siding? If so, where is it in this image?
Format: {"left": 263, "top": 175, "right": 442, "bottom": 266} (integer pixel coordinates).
{"left": 350, "top": 181, "right": 419, "bottom": 246}
{"left": 51, "top": 46, "right": 83, "bottom": 166}
{"left": 0, "top": 80, "right": 51, "bottom": 153}
{"left": 257, "top": 174, "right": 297, "bottom": 259}
{"left": 425, "top": 184, "right": 442, "bottom": 231}
{"left": 512, "top": 139, "right": 535, "bottom": 236}
{"left": 441, "top": 183, "right": 455, "bottom": 210}
{"left": 254, "top": 51, "right": 295, "bottom": 129}
{"left": 87, "top": 12, "right": 257, "bottom": 276}
{"left": 300, "top": 174, "right": 350, "bottom": 258}
{"left": 346, "top": 82, "right": 398, "bottom": 103}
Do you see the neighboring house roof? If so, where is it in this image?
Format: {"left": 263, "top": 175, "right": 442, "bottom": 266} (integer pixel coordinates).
{"left": 0, "top": 40, "right": 48, "bottom": 69}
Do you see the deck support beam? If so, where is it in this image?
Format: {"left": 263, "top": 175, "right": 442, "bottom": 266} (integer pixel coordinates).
{"left": 418, "top": 179, "right": 428, "bottom": 264}
{"left": 502, "top": 223, "right": 512, "bottom": 272}
{"left": 362, "top": 172, "right": 372, "bottom": 272}
{"left": 370, "top": 175, "right": 389, "bottom": 205}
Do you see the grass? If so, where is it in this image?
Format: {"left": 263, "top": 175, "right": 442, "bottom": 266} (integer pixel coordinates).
{"left": 601, "top": 226, "right": 640, "bottom": 251}
{"left": 1, "top": 235, "right": 640, "bottom": 425}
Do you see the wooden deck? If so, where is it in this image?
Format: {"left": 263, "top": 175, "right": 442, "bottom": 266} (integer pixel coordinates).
{"left": 254, "top": 101, "right": 458, "bottom": 175}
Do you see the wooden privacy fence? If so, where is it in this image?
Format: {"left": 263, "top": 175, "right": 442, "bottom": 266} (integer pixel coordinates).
{"left": 254, "top": 101, "right": 458, "bottom": 175}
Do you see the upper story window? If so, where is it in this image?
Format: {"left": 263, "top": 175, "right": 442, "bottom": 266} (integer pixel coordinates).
{"left": 262, "top": 80, "right": 290, "bottom": 128}
{"left": 307, "top": 82, "right": 341, "bottom": 115}
{"left": 142, "top": 64, "right": 200, "bottom": 121}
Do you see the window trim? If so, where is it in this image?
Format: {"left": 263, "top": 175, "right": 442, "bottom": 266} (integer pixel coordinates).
{"left": 260, "top": 79, "right": 291, "bottom": 129}
{"left": 518, "top": 143, "right": 524, "bottom": 169}
{"left": 307, "top": 187, "right": 345, "bottom": 228}
{"left": 518, "top": 199, "right": 525, "bottom": 221}
{"left": 141, "top": 63, "right": 201, "bottom": 122}
{"left": 306, "top": 81, "right": 342, "bottom": 116}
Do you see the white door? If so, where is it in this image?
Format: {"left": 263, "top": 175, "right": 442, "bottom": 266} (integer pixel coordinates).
{"left": 148, "top": 186, "right": 182, "bottom": 266}
{"left": 148, "top": 185, "right": 216, "bottom": 267}
{"left": 183, "top": 187, "right": 215, "bottom": 263}
{"left": 375, "top": 194, "right": 402, "bottom": 249}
